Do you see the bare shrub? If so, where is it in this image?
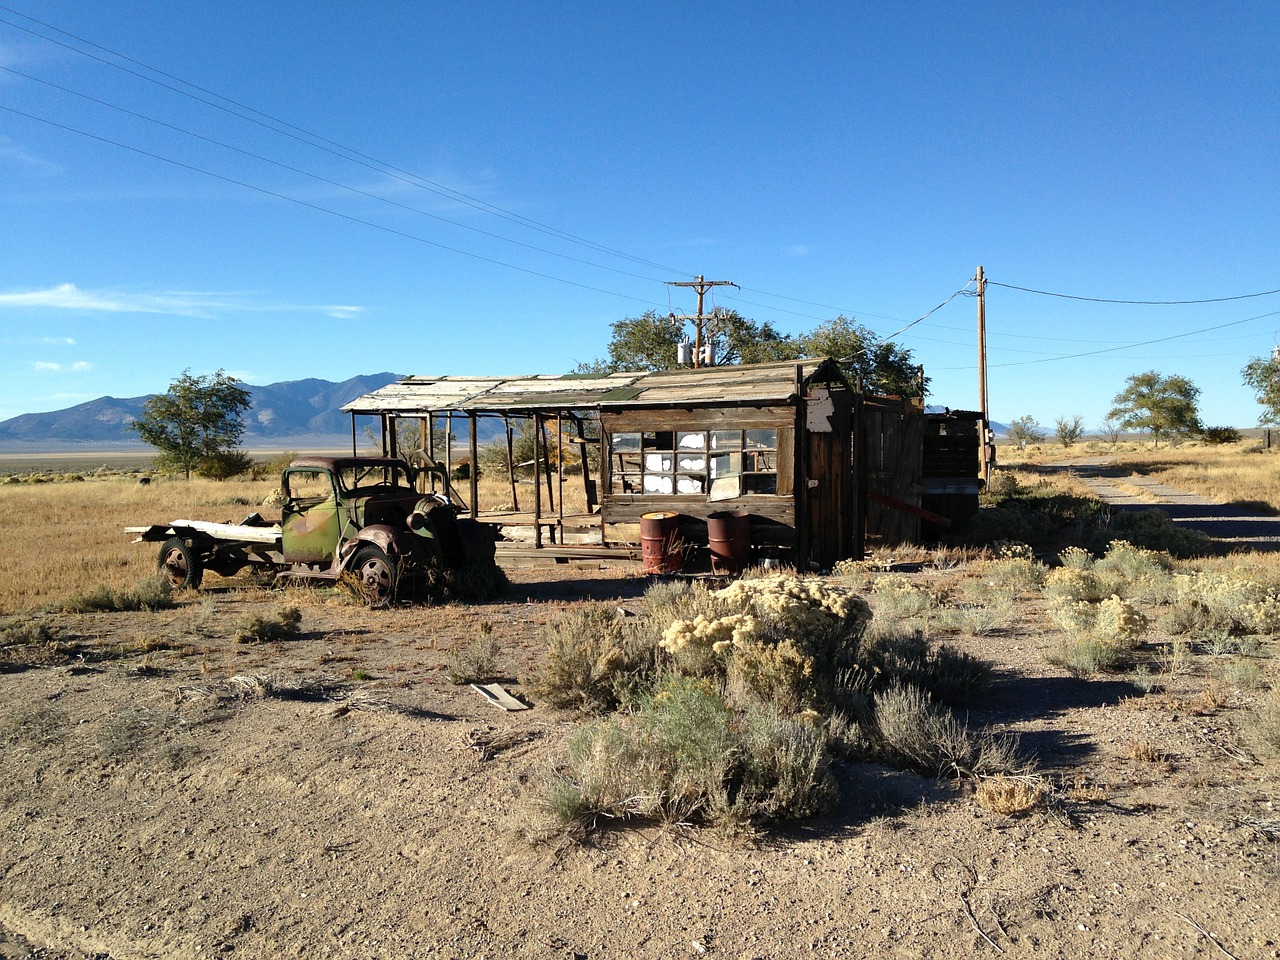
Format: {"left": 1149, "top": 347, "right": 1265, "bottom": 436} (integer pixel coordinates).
{"left": 233, "top": 606, "right": 302, "bottom": 643}
{"left": 524, "top": 604, "right": 659, "bottom": 712}
{"left": 1241, "top": 685, "right": 1280, "bottom": 760}
{"left": 3, "top": 705, "right": 69, "bottom": 747}
{"left": 59, "top": 574, "right": 174, "bottom": 613}
{"left": 527, "top": 676, "right": 832, "bottom": 840}
{"left": 872, "top": 685, "right": 1026, "bottom": 778}
{"left": 1046, "top": 636, "right": 1133, "bottom": 677}
{"left": 447, "top": 625, "right": 502, "bottom": 684}
{"left": 975, "top": 774, "right": 1047, "bottom": 816}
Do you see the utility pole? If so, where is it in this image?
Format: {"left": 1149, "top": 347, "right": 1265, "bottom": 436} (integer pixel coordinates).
{"left": 976, "top": 265, "right": 992, "bottom": 483}
{"left": 667, "top": 275, "right": 739, "bottom": 367}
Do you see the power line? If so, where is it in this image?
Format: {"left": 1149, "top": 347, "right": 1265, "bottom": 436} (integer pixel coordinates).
{"left": 0, "top": 6, "right": 691, "bottom": 277}
{"left": 987, "top": 308, "right": 1280, "bottom": 368}
{"left": 0, "top": 104, "right": 664, "bottom": 308}
{"left": 985, "top": 279, "right": 1280, "bottom": 305}
{"left": 0, "top": 64, "right": 671, "bottom": 287}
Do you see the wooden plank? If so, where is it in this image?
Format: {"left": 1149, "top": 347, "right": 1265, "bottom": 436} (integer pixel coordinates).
{"left": 128, "top": 519, "right": 281, "bottom": 544}
{"left": 470, "top": 683, "right": 529, "bottom": 711}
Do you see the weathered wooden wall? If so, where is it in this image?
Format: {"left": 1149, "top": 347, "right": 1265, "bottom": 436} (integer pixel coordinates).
{"left": 921, "top": 411, "right": 982, "bottom": 535}
{"left": 862, "top": 397, "right": 924, "bottom": 545}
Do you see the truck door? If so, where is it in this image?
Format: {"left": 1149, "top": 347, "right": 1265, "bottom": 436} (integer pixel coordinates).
{"left": 281, "top": 468, "right": 341, "bottom": 563}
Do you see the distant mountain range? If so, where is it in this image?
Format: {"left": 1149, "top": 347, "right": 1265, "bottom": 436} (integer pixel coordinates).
{"left": 1, "top": 377, "right": 1023, "bottom": 451}
{"left": 0, "top": 373, "right": 404, "bottom": 448}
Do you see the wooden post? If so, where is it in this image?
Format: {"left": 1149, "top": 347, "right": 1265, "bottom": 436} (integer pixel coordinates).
{"left": 977, "top": 265, "right": 991, "bottom": 484}
{"left": 468, "top": 412, "right": 479, "bottom": 519}
{"left": 574, "top": 415, "right": 596, "bottom": 512}
{"left": 505, "top": 416, "right": 519, "bottom": 511}
{"left": 532, "top": 413, "right": 543, "bottom": 548}
{"left": 427, "top": 413, "right": 436, "bottom": 494}
{"left": 556, "top": 412, "right": 565, "bottom": 536}
{"left": 444, "top": 411, "right": 453, "bottom": 487}
{"left": 540, "top": 417, "right": 555, "bottom": 514}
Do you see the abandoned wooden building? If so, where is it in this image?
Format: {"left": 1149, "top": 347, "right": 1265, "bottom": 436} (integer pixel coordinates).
{"left": 342, "top": 359, "right": 981, "bottom": 571}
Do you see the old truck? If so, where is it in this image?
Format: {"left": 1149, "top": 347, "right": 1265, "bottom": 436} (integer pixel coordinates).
{"left": 126, "top": 456, "right": 495, "bottom": 604}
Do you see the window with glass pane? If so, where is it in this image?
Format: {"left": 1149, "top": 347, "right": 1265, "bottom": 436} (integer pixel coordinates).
{"left": 609, "top": 425, "right": 780, "bottom": 496}
{"left": 609, "top": 432, "right": 643, "bottom": 493}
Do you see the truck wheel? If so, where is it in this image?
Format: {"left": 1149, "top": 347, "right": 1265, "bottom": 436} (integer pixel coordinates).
{"left": 350, "top": 545, "right": 397, "bottom": 606}
{"left": 158, "top": 537, "right": 203, "bottom": 590}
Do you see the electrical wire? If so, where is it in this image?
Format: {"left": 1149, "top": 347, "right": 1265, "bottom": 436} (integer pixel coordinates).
{"left": 985, "top": 279, "right": 1280, "bottom": 305}
{"left": 0, "top": 104, "right": 663, "bottom": 308}
{"left": 988, "top": 308, "right": 1280, "bottom": 368}
{"left": 0, "top": 64, "right": 671, "bottom": 286}
{"left": 0, "top": 6, "right": 692, "bottom": 277}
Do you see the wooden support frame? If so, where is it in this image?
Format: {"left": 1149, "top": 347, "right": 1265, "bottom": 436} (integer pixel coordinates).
{"left": 504, "top": 416, "right": 519, "bottom": 511}
{"left": 468, "top": 412, "right": 479, "bottom": 519}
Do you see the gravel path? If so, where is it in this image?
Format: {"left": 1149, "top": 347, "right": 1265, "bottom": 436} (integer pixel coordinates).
{"left": 1041, "top": 457, "right": 1280, "bottom": 550}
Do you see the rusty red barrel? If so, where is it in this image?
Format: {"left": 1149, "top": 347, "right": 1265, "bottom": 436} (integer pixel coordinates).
{"left": 707, "top": 510, "right": 751, "bottom": 574}
{"left": 640, "top": 511, "right": 683, "bottom": 574}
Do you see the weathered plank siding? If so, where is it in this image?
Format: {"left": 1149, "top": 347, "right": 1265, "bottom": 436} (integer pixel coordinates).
{"left": 863, "top": 397, "right": 925, "bottom": 545}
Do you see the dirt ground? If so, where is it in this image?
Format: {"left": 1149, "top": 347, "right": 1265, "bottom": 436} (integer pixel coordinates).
{"left": 2, "top": 553, "right": 1278, "bottom": 960}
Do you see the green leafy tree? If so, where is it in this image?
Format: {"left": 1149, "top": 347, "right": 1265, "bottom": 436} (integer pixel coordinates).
{"left": 796, "top": 315, "right": 928, "bottom": 398}
{"left": 1054, "top": 415, "right": 1085, "bottom": 447}
{"left": 712, "top": 311, "right": 796, "bottom": 365}
{"left": 131, "top": 369, "right": 252, "bottom": 480}
{"left": 1006, "top": 415, "right": 1045, "bottom": 449}
{"left": 1242, "top": 351, "right": 1280, "bottom": 425}
{"left": 1107, "top": 371, "right": 1202, "bottom": 446}
{"left": 575, "top": 310, "right": 681, "bottom": 373}
{"left": 578, "top": 311, "right": 926, "bottom": 399}
{"left": 576, "top": 309, "right": 798, "bottom": 372}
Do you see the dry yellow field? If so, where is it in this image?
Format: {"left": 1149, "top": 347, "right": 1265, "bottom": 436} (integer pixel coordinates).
{"left": 0, "top": 465, "right": 590, "bottom": 614}
{"left": 1002, "top": 438, "right": 1280, "bottom": 512}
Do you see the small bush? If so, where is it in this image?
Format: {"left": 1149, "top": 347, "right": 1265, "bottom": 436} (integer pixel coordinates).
{"left": 1058, "top": 545, "right": 1095, "bottom": 570}
{"left": 1046, "top": 635, "right": 1132, "bottom": 676}
{"left": 1200, "top": 426, "right": 1241, "bottom": 445}
{"left": 870, "top": 575, "right": 937, "bottom": 623}
{"left": 1045, "top": 567, "right": 1107, "bottom": 603}
{"left": 528, "top": 676, "right": 833, "bottom": 838}
{"left": 855, "top": 629, "right": 992, "bottom": 707}
{"left": 1100, "top": 509, "right": 1211, "bottom": 558}
{"left": 233, "top": 607, "right": 302, "bottom": 643}
{"left": 975, "top": 774, "right": 1047, "bottom": 816}
{"left": 1094, "top": 539, "right": 1173, "bottom": 582}
{"left": 872, "top": 685, "right": 1025, "bottom": 778}
{"left": 525, "top": 604, "right": 659, "bottom": 712}
{"left": 60, "top": 575, "right": 174, "bottom": 613}
{"left": 447, "top": 626, "right": 502, "bottom": 684}
{"left": 1240, "top": 684, "right": 1280, "bottom": 760}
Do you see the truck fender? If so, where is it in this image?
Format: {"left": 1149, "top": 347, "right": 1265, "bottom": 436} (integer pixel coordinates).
{"left": 339, "top": 526, "right": 427, "bottom": 567}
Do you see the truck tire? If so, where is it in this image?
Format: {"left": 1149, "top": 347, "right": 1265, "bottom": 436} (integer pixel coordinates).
{"left": 350, "top": 545, "right": 397, "bottom": 606}
{"left": 158, "top": 536, "right": 203, "bottom": 590}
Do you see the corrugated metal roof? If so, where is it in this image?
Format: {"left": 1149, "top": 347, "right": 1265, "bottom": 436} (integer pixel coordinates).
{"left": 342, "top": 360, "right": 840, "bottom": 415}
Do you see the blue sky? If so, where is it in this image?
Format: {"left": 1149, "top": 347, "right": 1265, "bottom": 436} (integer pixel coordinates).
{"left": 1, "top": 1, "right": 1276, "bottom": 431}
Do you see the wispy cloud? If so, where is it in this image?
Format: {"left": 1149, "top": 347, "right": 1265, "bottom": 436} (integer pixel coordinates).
{"left": 786, "top": 245, "right": 811, "bottom": 258}
{"left": 0, "top": 284, "right": 365, "bottom": 320}
{"left": 0, "top": 136, "right": 63, "bottom": 176}
{"left": 32, "top": 360, "right": 93, "bottom": 372}
{"left": 41, "top": 336, "right": 76, "bottom": 346}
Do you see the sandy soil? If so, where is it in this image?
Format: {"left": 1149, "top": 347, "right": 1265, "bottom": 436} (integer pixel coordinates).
{"left": 2, "top": 561, "right": 1278, "bottom": 960}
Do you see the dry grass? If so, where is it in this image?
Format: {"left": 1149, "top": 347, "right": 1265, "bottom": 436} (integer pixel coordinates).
{"left": 0, "top": 474, "right": 277, "bottom": 613}
{"left": 0, "top": 462, "right": 568, "bottom": 614}
{"left": 1005, "top": 438, "right": 1280, "bottom": 512}
{"left": 975, "top": 774, "right": 1047, "bottom": 816}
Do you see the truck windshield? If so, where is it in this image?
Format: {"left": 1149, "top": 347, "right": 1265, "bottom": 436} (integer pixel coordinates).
{"left": 335, "top": 463, "right": 414, "bottom": 492}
